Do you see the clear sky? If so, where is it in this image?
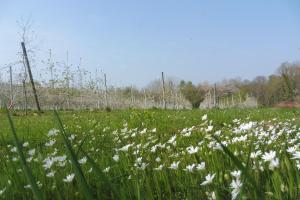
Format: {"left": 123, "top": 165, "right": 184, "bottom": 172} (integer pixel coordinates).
{"left": 0, "top": 0, "right": 300, "bottom": 87}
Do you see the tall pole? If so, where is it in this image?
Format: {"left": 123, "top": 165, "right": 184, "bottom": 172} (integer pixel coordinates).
{"left": 22, "top": 80, "right": 28, "bottom": 115}
{"left": 21, "top": 42, "right": 42, "bottom": 113}
{"left": 9, "top": 66, "right": 13, "bottom": 108}
{"left": 161, "top": 72, "right": 166, "bottom": 109}
{"left": 143, "top": 89, "right": 147, "bottom": 108}
{"left": 213, "top": 83, "right": 217, "bottom": 108}
{"left": 104, "top": 73, "right": 108, "bottom": 108}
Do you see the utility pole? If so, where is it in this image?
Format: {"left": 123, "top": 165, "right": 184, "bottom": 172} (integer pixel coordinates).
{"left": 21, "top": 42, "right": 42, "bottom": 113}
{"left": 161, "top": 72, "right": 166, "bottom": 109}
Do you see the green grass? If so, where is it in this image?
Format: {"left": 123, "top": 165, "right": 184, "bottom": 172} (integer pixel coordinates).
{"left": 0, "top": 108, "right": 300, "bottom": 199}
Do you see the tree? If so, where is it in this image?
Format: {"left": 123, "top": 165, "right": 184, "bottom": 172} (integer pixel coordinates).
{"left": 179, "top": 80, "right": 205, "bottom": 108}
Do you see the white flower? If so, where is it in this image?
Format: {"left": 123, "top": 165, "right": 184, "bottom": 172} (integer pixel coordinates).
{"left": 250, "top": 150, "right": 261, "bottom": 159}
{"left": 46, "top": 171, "right": 55, "bottom": 178}
{"left": 206, "top": 126, "right": 213, "bottom": 132}
{"left": 287, "top": 146, "right": 297, "bottom": 154}
{"left": 78, "top": 157, "right": 87, "bottom": 164}
{"left": 202, "top": 114, "right": 208, "bottom": 121}
{"left": 154, "top": 164, "right": 163, "bottom": 171}
{"left": 196, "top": 162, "right": 206, "bottom": 171}
{"left": 230, "top": 179, "right": 243, "bottom": 200}
{"left": 208, "top": 191, "right": 216, "bottom": 200}
{"left": 48, "top": 128, "right": 59, "bottom": 137}
{"left": 262, "top": 151, "right": 276, "bottom": 162}
{"left": 119, "top": 144, "right": 133, "bottom": 152}
{"left": 140, "top": 128, "right": 147, "bottom": 134}
{"left": 28, "top": 149, "right": 36, "bottom": 156}
{"left": 0, "top": 187, "right": 6, "bottom": 196}
{"left": 24, "top": 184, "right": 31, "bottom": 189}
{"left": 239, "top": 122, "right": 254, "bottom": 131}
{"left": 292, "top": 151, "right": 300, "bottom": 160}
{"left": 45, "top": 139, "right": 56, "bottom": 147}
{"left": 63, "top": 173, "right": 75, "bottom": 182}
{"left": 135, "top": 157, "right": 143, "bottom": 164}
{"left": 37, "top": 181, "right": 42, "bottom": 188}
{"left": 23, "top": 142, "right": 29, "bottom": 147}
{"left": 184, "top": 164, "right": 195, "bottom": 172}
{"left": 113, "top": 154, "right": 119, "bottom": 162}
{"left": 135, "top": 162, "right": 148, "bottom": 170}
{"left": 103, "top": 167, "right": 110, "bottom": 173}
{"left": 43, "top": 157, "right": 55, "bottom": 169}
{"left": 68, "top": 134, "right": 75, "bottom": 141}
{"left": 169, "top": 161, "right": 180, "bottom": 170}
{"left": 230, "top": 170, "right": 241, "bottom": 179}
{"left": 201, "top": 173, "right": 215, "bottom": 186}
{"left": 10, "top": 147, "right": 17, "bottom": 153}
{"left": 167, "top": 135, "right": 177, "bottom": 144}
{"left": 269, "top": 158, "right": 279, "bottom": 170}
{"left": 155, "top": 157, "right": 161, "bottom": 163}
{"left": 186, "top": 146, "right": 199, "bottom": 154}
{"left": 55, "top": 155, "right": 67, "bottom": 162}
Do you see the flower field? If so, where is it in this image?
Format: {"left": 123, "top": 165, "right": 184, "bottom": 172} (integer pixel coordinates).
{"left": 1, "top": 108, "right": 300, "bottom": 199}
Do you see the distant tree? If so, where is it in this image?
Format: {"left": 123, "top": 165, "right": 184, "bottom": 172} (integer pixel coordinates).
{"left": 179, "top": 80, "right": 205, "bottom": 108}
{"left": 277, "top": 62, "right": 295, "bottom": 101}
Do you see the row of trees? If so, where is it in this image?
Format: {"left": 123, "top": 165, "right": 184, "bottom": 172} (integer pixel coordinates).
{"left": 2, "top": 59, "right": 299, "bottom": 110}
{"left": 177, "top": 62, "right": 300, "bottom": 108}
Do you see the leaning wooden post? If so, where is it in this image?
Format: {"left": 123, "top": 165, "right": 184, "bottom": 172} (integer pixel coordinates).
{"left": 161, "top": 72, "right": 166, "bottom": 109}
{"left": 21, "top": 42, "right": 42, "bottom": 113}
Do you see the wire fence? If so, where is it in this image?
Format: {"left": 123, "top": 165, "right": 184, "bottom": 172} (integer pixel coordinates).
{"left": 0, "top": 63, "right": 191, "bottom": 110}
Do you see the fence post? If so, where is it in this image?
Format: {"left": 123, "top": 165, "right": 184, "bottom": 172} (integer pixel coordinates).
{"left": 22, "top": 80, "right": 28, "bottom": 115}
{"left": 161, "top": 72, "right": 166, "bottom": 109}
{"left": 21, "top": 42, "right": 42, "bottom": 113}
{"left": 213, "top": 83, "right": 217, "bottom": 108}
{"left": 9, "top": 66, "right": 13, "bottom": 109}
{"left": 104, "top": 73, "right": 108, "bottom": 108}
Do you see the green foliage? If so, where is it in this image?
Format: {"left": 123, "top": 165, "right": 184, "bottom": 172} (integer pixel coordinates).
{"left": 0, "top": 109, "right": 300, "bottom": 199}
{"left": 179, "top": 80, "right": 205, "bottom": 108}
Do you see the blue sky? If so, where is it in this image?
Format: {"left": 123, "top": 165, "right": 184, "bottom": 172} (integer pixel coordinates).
{"left": 0, "top": 1, "right": 300, "bottom": 87}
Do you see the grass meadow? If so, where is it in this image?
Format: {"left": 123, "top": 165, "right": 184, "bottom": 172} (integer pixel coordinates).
{"left": 1, "top": 108, "right": 300, "bottom": 199}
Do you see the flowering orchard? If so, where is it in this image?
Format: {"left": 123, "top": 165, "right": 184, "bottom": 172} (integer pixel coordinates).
{"left": 1, "top": 109, "right": 300, "bottom": 199}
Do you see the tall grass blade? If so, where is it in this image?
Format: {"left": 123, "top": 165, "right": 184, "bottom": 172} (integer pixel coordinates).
{"left": 53, "top": 110, "right": 93, "bottom": 200}
{"left": 5, "top": 106, "right": 44, "bottom": 200}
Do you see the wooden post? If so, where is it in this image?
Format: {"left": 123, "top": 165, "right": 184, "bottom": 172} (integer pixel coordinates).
{"left": 143, "top": 89, "right": 147, "bottom": 108}
{"left": 161, "top": 72, "right": 166, "bottom": 109}
{"left": 130, "top": 85, "right": 134, "bottom": 107}
{"left": 9, "top": 66, "right": 13, "bottom": 108}
{"left": 22, "top": 80, "right": 28, "bottom": 115}
{"left": 21, "top": 42, "right": 42, "bottom": 113}
{"left": 213, "top": 83, "right": 217, "bottom": 108}
{"left": 104, "top": 73, "right": 108, "bottom": 108}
